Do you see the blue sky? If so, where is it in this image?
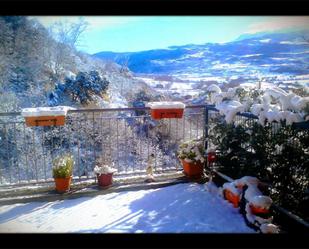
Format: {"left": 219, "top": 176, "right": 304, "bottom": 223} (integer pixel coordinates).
{"left": 32, "top": 16, "right": 309, "bottom": 54}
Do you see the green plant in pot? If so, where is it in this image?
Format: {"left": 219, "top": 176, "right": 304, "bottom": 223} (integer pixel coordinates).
{"left": 52, "top": 153, "right": 74, "bottom": 193}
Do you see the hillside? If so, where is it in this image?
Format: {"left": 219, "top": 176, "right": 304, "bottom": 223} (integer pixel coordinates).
{"left": 0, "top": 16, "right": 159, "bottom": 112}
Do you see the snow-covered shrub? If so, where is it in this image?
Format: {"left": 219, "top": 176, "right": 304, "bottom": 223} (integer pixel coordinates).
{"left": 50, "top": 70, "right": 110, "bottom": 105}
{"left": 52, "top": 153, "right": 74, "bottom": 178}
{"left": 208, "top": 116, "right": 309, "bottom": 220}
{"left": 207, "top": 84, "right": 308, "bottom": 126}
{"left": 177, "top": 138, "right": 205, "bottom": 163}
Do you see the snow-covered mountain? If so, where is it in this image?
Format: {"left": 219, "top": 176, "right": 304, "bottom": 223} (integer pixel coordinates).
{"left": 93, "top": 30, "right": 309, "bottom": 102}
{"left": 94, "top": 31, "right": 309, "bottom": 77}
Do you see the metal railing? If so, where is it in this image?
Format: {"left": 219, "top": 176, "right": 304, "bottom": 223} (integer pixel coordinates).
{"left": 0, "top": 105, "right": 206, "bottom": 186}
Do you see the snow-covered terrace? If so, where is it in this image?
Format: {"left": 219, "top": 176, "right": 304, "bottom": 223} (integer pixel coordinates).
{"left": 0, "top": 182, "right": 254, "bottom": 233}
{"left": 0, "top": 105, "right": 256, "bottom": 233}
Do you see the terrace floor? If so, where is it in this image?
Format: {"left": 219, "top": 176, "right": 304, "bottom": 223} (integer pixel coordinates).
{"left": 0, "top": 181, "right": 255, "bottom": 233}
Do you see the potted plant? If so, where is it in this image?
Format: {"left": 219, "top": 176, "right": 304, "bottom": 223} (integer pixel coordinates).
{"left": 177, "top": 138, "right": 206, "bottom": 178}
{"left": 94, "top": 159, "right": 117, "bottom": 187}
{"left": 52, "top": 153, "right": 74, "bottom": 193}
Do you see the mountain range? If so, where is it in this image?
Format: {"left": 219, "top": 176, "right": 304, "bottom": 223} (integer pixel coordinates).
{"left": 93, "top": 31, "right": 309, "bottom": 78}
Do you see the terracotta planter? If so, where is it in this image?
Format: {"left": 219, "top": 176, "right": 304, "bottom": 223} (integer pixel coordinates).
{"left": 54, "top": 176, "right": 72, "bottom": 193}
{"left": 150, "top": 109, "right": 184, "bottom": 120}
{"left": 181, "top": 159, "right": 204, "bottom": 178}
{"left": 25, "top": 115, "right": 65, "bottom": 127}
{"left": 97, "top": 173, "right": 113, "bottom": 187}
{"left": 223, "top": 189, "right": 240, "bottom": 208}
{"left": 249, "top": 204, "right": 270, "bottom": 215}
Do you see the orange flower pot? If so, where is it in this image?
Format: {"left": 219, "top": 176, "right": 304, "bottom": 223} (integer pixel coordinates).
{"left": 54, "top": 176, "right": 72, "bottom": 193}
{"left": 97, "top": 173, "right": 113, "bottom": 187}
{"left": 150, "top": 109, "right": 184, "bottom": 119}
{"left": 223, "top": 189, "right": 240, "bottom": 208}
{"left": 25, "top": 115, "right": 65, "bottom": 127}
{"left": 181, "top": 159, "right": 204, "bottom": 178}
{"left": 249, "top": 204, "right": 270, "bottom": 215}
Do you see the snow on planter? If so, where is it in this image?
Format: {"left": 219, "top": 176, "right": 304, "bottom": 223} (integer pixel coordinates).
{"left": 260, "top": 223, "right": 280, "bottom": 234}
{"left": 249, "top": 195, "right": 273, "bottom": 214}
{"left": 146, "top": 101, "right": 185, "bottom": 119}
{"left": 94, "top": 164, "right": 117, "bottom": 187}
{"left": 21, "top": 106, "right": 75, "bottom": 127}
{"left": 222, "top": 175, "right": 279, "bottom": 233}
{"left": 222, "top": 182, "right": 242, "bottom": 208}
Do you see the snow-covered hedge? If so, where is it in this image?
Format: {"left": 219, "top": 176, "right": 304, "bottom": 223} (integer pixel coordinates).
{"left": 207, "top": 84, "right": 309, "bottom": 125}
{"left": 208, "top": 112, "right": 309, "bottom": 220}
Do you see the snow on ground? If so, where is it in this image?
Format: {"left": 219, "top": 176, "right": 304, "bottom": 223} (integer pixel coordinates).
{"left": 0, "top": 183, "right": 254, "bottom": 233}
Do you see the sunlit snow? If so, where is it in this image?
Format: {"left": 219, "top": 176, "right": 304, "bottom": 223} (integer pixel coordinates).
{"left": 0, "top": 183, "right": 255, "bottom": 233}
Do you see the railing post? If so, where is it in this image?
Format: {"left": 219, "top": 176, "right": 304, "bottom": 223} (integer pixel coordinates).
{"left": 204, "top": 105, "right": 209, "bottom": 171}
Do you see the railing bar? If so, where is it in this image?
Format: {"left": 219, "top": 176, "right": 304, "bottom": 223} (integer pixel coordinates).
{"left": 132, "top": 117, "right": 135, "bottom": 173}
{"left": 100, "top": 115, "right": 104, "bottom": 160}
{"left": 139, "top": 117, "right": 142, "bottom": 172}
{"left": 175, "top": 118, "right": 178, "bottom": 169}
{"left": 41, "top": 128, "right": 47, "bottom": 181}
{"left": 67, "top": 116, "right": 73, "bottom": 167}
{"left": 124, "top": 118, "right": 128, "bottom": 173}
{"left": 23, "top": 124, "right": 30, "bottom": 183}
{"left": 77, "top": 129, "right": 81, "bottom": 180}
{"left": 4, "top": 124, "right": 11, "bottom": 184}
{"left": 189, "top": 116, "right": 192, "bottom": 140}
{"left": 32, "top": 129, "right": 38, "bottom": 182}
{"left": 183, "top": 112, "right": 185, "bottom": 141}
{"left": 196, "top": 113, "right": 199, "bottom": 138}
{"left": 116, "top": 116, "right": 119, "bottom": 172}
{"left": 86, "top": 117, "right": 90, "bottom": 179}
{"left": 147, "top": 117, "right": 150, "bottom": 173}
{"left": 109, "top": 118, "right": 112, "bottom": 165}
{"left": 153, "top": 118, "right": 157, "bottom": 173}
{"left": 13, "top": 122, "right": 20, "bottom": 183}
{"left": 0, "top": 105, "right": 203, "bottom": 118}
{"left": 92, "top": 111, "right": 96, "bottom": 166}
{"left": 0, "top": 112, "right": 21, "bottom": 116}
{"left": 66, "top": 105, "right": 205, "bottom": 114}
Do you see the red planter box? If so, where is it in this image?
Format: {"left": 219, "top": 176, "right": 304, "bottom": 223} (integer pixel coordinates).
{"left": 249, "top": 204, "right": 270, "bottom": 214}
{"left": 54, "top": 176, "right": 72, "bottom": 193}
{"left": 150, "top": 109, "right": 184, "bottom": 120}
{"left": 223, "top": 189, "right": 240, "bottom": 208}
{"left": 25, "top": 115, "right": 66, "bottom": 127}
{"left": 97, "top": 173, "right": 113, "bottom": 187}
{"left": 181, "top": 159, "right": 204, "bottom": 178}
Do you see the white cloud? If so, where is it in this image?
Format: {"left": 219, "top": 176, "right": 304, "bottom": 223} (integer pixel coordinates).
{"left": 247, "top": 16, "right": 309, "bottom": 34}
{"left": 279, "top": 40, "right": 308, "bottom": 45}
{"left": 259, "top": 39, "right": 271, "bottom": 43}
